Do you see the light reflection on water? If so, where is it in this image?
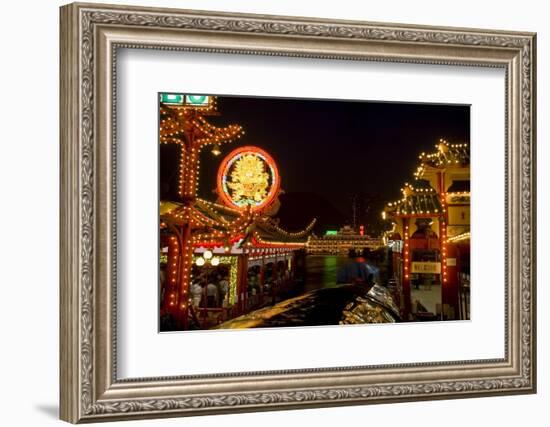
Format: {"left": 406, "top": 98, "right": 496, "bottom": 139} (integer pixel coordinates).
{"left": 304, "top": 255, "right": 350, "bottom": 292}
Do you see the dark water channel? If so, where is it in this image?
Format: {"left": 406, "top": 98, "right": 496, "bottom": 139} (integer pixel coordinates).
{"left": 303, "top": 255, "right": 350, "bottom": 292}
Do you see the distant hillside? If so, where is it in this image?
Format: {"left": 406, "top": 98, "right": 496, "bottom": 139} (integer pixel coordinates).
{"left": 276, "top": 192, "right": 346, "bottom": 234}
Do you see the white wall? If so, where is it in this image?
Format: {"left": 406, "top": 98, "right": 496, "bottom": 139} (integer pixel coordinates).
{"left": 0, "top": 0, "right": 545, "bottom": 426}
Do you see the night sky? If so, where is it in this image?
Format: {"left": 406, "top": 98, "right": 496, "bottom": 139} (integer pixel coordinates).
{"left": 160, "top": 95, "right": 469, "bottom": 235}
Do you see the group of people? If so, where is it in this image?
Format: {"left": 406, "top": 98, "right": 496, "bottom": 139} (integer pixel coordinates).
{"left": 190, "top": 273, "right": 230, "bottom": 309}
{"left": 188, "top": 262, "right": 294, "bottom": 311}
{"left": 246, "top": 264, "right": 292, "bottom": 298}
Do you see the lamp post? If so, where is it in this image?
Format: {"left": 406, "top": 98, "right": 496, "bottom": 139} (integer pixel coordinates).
{"left": 195, "top": 250, "right": 220, "bottom": 327}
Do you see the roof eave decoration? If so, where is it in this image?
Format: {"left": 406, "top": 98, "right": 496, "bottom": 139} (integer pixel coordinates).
{"left": 384, "top": 182, "right": 442, "bottom": 217}
{"left": 257, "top": 217, "right": 317, "bottom": 241}
{"left": 161, "top": 199, "right": 315, "bottom": 248}
{"left": 414, "top": 139, "right": 470, "bottom": 180}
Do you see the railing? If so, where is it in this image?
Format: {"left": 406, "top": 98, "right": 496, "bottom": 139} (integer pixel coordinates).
{"left": 190, "top": 278, "right": 298, "bottom": 329}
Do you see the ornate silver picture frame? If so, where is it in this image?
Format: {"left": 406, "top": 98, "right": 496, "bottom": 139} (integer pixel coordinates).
{"left": 60, "top": 2, "right": 536, "bottom": 423}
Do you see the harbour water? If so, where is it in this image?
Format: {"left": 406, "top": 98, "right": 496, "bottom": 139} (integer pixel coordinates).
{"left": 303, "top": 255, "right": 351, "bottom": 292}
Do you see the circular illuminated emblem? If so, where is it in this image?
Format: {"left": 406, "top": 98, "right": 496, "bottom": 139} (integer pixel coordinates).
{"left": 217, "top": 146, "right": 280, "bottom": 211}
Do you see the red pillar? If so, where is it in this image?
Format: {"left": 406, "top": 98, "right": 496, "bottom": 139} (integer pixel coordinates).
{"left": 439, "top": 218, "right": 447, "bottom": 320}
{"left": 259, "top": 253, "right": 265, "bottom": 304}
{"left": 176, "top": 223, "right": 192, "bottom": 329}
{"left": 402, "top": 217, "right": 411, "bottom": 320}
{"left": 273, "top": 251, "right": 279, "bottom": 303}
{"left": 237, "top": 254, "right": 249, "bottom": 314}
{"left": 162, "top": 234, "right": 180, "bottom": 318}
{"left": 390, "top": 250, "right": 402, "bottom": 309}
{"left": 174, "top": 130, "right": 199, "bottom": 330}
{"left": 443, "top": 243, "right": 460, "bottom": 320}
{"left": 438, "top": 170, "right": 452, "bottom": 320}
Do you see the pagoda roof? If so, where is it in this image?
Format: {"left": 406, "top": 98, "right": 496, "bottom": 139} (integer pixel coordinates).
{"left": 160, "top": 199, "right": 314, "bottom": 246}
{"left": 382, "top": 140, "right": 469, "bottom": 222}
{"left": 414, "top": 140, "right": 469, "bottom": 179}
{"left": 384, "top": 181, "right": 442, "bottom": 217}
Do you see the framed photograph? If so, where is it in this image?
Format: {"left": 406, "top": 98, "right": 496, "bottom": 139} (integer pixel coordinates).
{"left": 60, "top": 2, "right": 536, "bottom": 423}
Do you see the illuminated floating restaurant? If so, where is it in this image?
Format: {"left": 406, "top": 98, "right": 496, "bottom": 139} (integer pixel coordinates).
{"left": 160, "top": 196, "right": 316, "bottom": 325}
{"left": 383, "top": 140, "right": 470, "bottom": 321}
{"left": 306, "top": 226, "right": 382, "bottom": 255}
{"left": 158, "top": 94, "right": 315, "bottom": 330}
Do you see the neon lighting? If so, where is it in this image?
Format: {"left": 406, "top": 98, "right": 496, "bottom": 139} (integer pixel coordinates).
{"left": 217, "top": 146, "right": 280, "bottom": 211}
{"left": 186, "top": 95, "right": 209, "bottom": 106}
{"left": 160, "top": 93, "right": 184, "bottom": 104}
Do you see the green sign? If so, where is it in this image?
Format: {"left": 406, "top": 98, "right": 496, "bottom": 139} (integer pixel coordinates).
{"left": 325, "top": 230, "right": 338, "bottom": 236}
{"left": 160, "top": 93, "right": 184, "bottom": 104}
{"left": 186, "top": 95, "right": 209, "bottom": 106}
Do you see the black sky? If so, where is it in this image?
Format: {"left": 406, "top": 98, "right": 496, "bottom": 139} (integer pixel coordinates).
{"left": 160, "top": 95, "right": 469, "bottom": 234}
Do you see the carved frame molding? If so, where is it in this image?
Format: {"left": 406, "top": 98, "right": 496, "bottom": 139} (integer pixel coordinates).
{"left": 60, "top": 2, "right": 536, "bottom": 423}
